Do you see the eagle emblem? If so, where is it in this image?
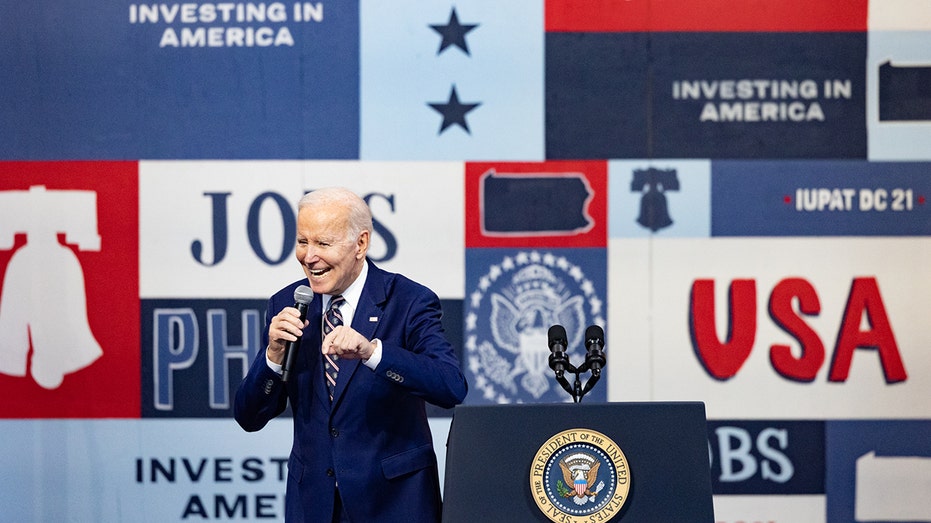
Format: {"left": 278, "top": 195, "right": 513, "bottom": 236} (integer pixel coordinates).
{"left": 531, "top": 430, "right": 630, "bottom": 522}
{"left": 465, "top": 250, "right": 607, "bottom": 403}
{"left": 558, "top": 453, "right": 605, "bottom": 505}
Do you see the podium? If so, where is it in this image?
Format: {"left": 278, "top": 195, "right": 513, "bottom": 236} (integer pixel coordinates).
{"left": 442, "top": 402, "right": 714, "bottom": 522}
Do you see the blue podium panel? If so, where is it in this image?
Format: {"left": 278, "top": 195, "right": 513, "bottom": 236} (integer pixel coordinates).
{"left": 443, "top": 402, "right": 714, "bottom": 523}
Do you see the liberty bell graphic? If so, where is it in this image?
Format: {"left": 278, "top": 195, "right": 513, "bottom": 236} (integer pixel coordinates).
{"left": 631, "top": 168, "right": 679, "bottom": 232}
{"left": 0, "top": 186, "right": 103, "bottom": 389}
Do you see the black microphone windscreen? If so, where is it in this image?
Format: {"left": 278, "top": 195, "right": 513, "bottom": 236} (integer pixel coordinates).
{"left": 548, "top": 325, "right": 568, "bottom": 347}
{"left": 585, "top": 325, "right": 604, "bottom": 344}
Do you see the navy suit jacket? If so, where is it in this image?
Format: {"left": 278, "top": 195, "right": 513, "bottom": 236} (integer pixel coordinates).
{"left": 234, "top": 262, "right": 467, "bottom": 522}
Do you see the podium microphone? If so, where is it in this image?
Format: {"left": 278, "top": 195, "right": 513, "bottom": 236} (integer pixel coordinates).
{"left": 281, "top": 285, "right": 314, "bottom": 383}
{"left": 548, "top": 325, "right": 570, "bottom": 378}
{"left": 584, "top": 325, "right": 606, "bottom": 377}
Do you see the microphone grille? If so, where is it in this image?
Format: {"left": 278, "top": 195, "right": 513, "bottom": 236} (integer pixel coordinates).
{"left": 293, "top": 285, "right": 314, "bottom": 305}
{"left": 585, "top": 325, "right": 604, "bottom": 342}
{"left": 548, "top": 324, "right": 568, "bottom": 344}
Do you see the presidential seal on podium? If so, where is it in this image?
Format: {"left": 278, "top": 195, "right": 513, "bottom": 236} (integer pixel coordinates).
{"left": 530, "top": 428, "right": 631, "bottom": 523}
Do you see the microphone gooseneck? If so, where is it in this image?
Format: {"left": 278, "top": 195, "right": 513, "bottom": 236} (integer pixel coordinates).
{"left": 546, "top": 324, "right": 607, "bottom": 403}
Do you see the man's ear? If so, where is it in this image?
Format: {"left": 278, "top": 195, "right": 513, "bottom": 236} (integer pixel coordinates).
{"left": 356, "top": 230, "right": 370, "bottom": 259}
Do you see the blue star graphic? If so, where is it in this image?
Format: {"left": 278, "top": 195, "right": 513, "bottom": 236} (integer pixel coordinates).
{"left": 428, "top": 85, "right": 481, "bottom": 135}
{"left": 429, "top": 8, "right": 478, "bottom": 56}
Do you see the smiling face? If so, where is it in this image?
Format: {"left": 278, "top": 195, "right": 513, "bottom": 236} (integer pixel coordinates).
{"left": 295, "top": 200, "right": 369, "bottom": 296}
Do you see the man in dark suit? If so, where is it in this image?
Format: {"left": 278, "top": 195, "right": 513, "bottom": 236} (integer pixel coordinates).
{"left": 234, "top": 187, "right": 468, "bottom": 522}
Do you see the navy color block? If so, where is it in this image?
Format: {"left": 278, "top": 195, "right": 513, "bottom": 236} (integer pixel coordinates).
{"left": 546, "top": 32, "right": 651, "bottom": 159}
{"left": 711, "top": 161, "right": 931, "bottom": 236}
{"left": 1, "top": 1, "right": 359, "bottom": 159}
{"left": 546, "top": 32, "right": 867, "bottom": 159}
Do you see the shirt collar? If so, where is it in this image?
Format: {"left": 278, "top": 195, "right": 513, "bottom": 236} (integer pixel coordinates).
{"left": 325, "top": 259, "right": 368, "bottom": 311}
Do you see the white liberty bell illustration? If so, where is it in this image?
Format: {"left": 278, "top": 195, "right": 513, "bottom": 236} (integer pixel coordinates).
{"left": 0, "top": 185, "right": 103, "bottom": 389}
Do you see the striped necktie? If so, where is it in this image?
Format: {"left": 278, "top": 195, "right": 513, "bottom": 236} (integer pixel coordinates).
{"left": 323, "top": 295, "right": 345, "bottom": 401}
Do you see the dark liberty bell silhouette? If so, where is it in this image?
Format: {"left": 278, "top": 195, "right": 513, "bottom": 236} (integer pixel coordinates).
{"left": 631, "top": 168, "right": 679, "bottom": 232}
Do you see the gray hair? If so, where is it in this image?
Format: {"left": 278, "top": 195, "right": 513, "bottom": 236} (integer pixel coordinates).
{"left": 298, "top": 187, "right": 373, "bottom": 240}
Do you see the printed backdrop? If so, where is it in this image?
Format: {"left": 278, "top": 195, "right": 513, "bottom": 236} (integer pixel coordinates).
{"left": 2, "top": 1, "right": 930, "bottom": 521}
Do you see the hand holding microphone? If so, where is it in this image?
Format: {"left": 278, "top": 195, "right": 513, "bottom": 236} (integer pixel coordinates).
{"left": 280, "top": 285, "right": 314, "bottom": 383}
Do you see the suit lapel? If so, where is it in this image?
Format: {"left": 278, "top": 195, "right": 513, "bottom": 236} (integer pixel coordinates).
{"left": 305, "top": 297, "right": 330, "bottom": 407}
{"left": 331, "top": 263, "right": 386, "bottom": 407}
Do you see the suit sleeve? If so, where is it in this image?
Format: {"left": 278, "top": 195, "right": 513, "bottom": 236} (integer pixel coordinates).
{"left": 375, "top": 286, "right": 467, "bottom": 410}
{"left": 233, "top": 298, "right": 289, "bottom": 432}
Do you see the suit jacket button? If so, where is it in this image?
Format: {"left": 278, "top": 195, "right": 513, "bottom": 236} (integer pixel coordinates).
{"left": 330, "top": 428, "right": 339, "bottom": 438}
{"left": 326, "top": 468, "right": 335, "bottom": 477}
{"left": 263, "top": 379, "right": 274, "bottom": 394}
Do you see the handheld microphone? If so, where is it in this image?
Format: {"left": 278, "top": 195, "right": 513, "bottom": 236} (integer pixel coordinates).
{"left": 548, "top": 325, "right": 570, "bottom": 378}
{"left": 584, "top": 325, "right": 606, "bottom": 377}
{"left": 281, "top": 285, "right": 314, "bottom": 383}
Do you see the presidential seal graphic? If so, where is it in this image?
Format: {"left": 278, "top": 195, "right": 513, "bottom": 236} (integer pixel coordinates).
{"left": 531, "top": 428, "right": 631, "bottom": 523}
{"left": 465, "top": 250, "right": 606, "bottom": 403}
